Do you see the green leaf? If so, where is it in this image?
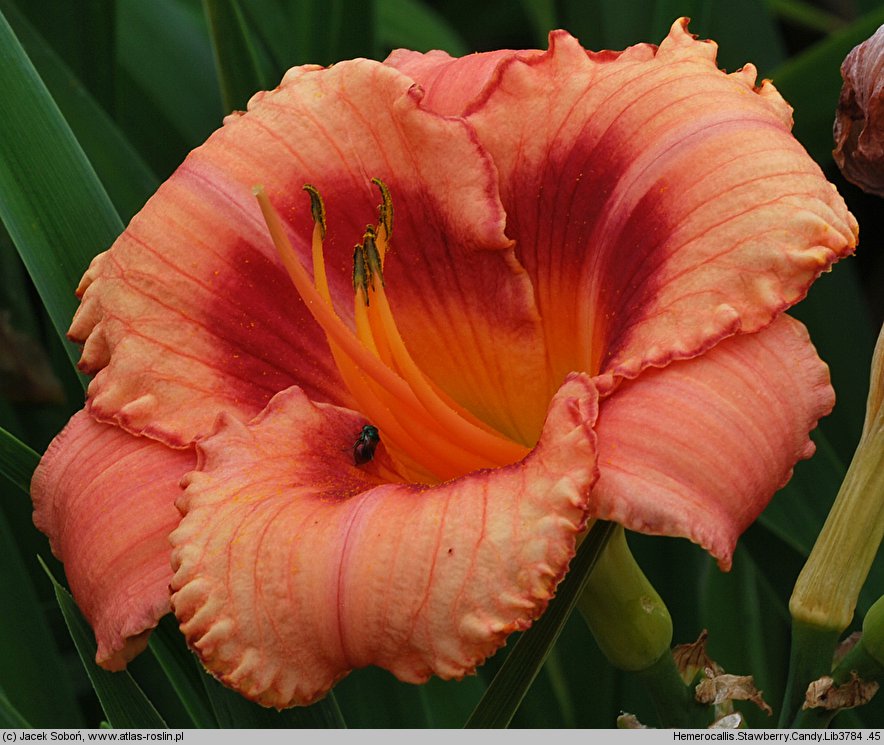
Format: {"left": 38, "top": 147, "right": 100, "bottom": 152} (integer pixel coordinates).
{"left": 40, "top": 557, "right": 168, "bottom": 728}
{"left": 418, "top": 674, "right": 485, "bottom": 727}
{"left": 200, "top": 659, "right": 347, "bottom": 728}
{"left": 324, "top": 0, "right": 378, "bottom": 61}
{"left": 0, "top": 0, "right": 157, "bottom": 222}
{"left": 377, "top": 0, "right": 469, "bottom": 56}
{"left": 770, "top": 5, "right": 884, "bottom": 165}
{"left": 203, "top": 0, "right": 272, "bottom": 113}
{"left": 767, "top": 0, "right": 847, "bottom": 35}
{"left": 234, "top": 0, "right": 298, "bottom": 72}
{"left": 0, "top": 6, "right": 122, "bottom": 372}
{"left": 148, "top": 615, "right": 218, "bottom": 728}
{"left": 698, "top": 0, "right": 786, "bottom": 75}
{"left": 792, "top": 267, "right": 877, "bottom": 463}
{"left": 333, "top": 665, "right": 484, "bottom": 727}
{"left": 516, "top": 0, "right": 556, "bottom": 48}
{"left": 465, "top": 520, "right": 617, "bottom": 728}
{"left": 759, "top": 430, "right": 845, "bottom": 557}
{"left": 334, "top": 667, "right": 431, "bottom": 727}
{"left": 117, "top": 0, "right": 222, "bottom": 143}
{"left": 0, "top": 687, "right": 32, "bottom": 728}
{"left": 225, "top": 0, "right": 379, "bottom": 77}
{"left": 0, "top": 426, "right": 39, "bottom": 496}
{"left": 700, "top": 546, "right": 789, "bottom": 727}
{"left": 0, "top": 504, "right": 82, "bottom": 726}
{"left": 558, "top": 0, "right": 786, "bottom": 72}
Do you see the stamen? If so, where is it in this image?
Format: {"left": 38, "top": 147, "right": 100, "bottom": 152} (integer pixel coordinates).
{"left": 255, "top": 188, "right": 461, "bottom": 464}
{"left": 253, "top": 183, "right": 530, "bottom": 483}
{"left": 254, "top": 186, "right": 419, "bottom": 406}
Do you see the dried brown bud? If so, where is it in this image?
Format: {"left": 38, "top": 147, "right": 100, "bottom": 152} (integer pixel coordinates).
{"left": 834, "top": 24, "right": 884, "bottom": 196}
{"left": 672, "top": 630, "right": 722, "bottom": 684}
{"left": 695, "top": 668, "right": 773, "bottom": 716}
{"left": 803, "top": 672, "right": 879, "bottom": 711}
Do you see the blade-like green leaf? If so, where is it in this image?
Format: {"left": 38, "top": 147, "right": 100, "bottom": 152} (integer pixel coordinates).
{"left": 699, "top": 0, "right": 786, "bottom": 75}
{"left": 148, "top": 615, "right": 218, "bottom": 728}
{"left": 770, "top": 5, "right": 884, "bottom": 165}
{"left": 0, "top": 503, "right": 82, "bottom": 726}
{"left": 0, "top": 687, "right": 32, "bottom": 728}
{"left": 117, "top": 0, "right": 222, "bottom": 144}
{"left": 40, "top": 557, "right": 168, "bottom": 729}
{"left": 516, "top": 0, "right": 556, "bottom": 48}
{"left": 792, "top": 267, "right": 877, "bottom": 463}
{"left": 203, "top": 0, "right": 272, "bottom": 113}
{"left": 79, "top": 0, "right": 116, "bottom": 113}
{"left": 417, "top": 674, "right": 486, "bottom": 727}
{"left": 0, "top": 6, "right": 121, "bottom": 372}
{"left": 334, "top": 666, "right": 432, "bottom": 727}
{"left": 759, "top": 430, "right": 845, "bottom": 557}
{"left": 0, "top": 0, "right": 157, "bottom": 222}
{"left": 768, "top": 0, "right": 847, "bottom": 35}
{"left": 700, "top": 546, "right": 789, "bottom": 728}
{"left": 377, "top": 0, "right": 469, "bottom": 56}
{"left": 465, "top": 520, "right": 617, "bottom": 728}
{"left": 328, "top": 0, "right": 378, "bottom": 61}
{"left": 0, "top": 425, "right": 39, "bottom": 496}
{"left": 236, "top": 0, "right": 298, "bottom": 71}
{"left": 593, "top": 0, "right": 652, "bottom": 48}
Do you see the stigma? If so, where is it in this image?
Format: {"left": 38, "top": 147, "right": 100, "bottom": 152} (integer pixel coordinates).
{"left": 254, "top": 180, "right": 529, "bottom": 484}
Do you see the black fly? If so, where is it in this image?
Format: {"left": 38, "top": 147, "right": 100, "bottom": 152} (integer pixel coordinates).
{"left": 353, "top": 424, "right": 380, "bottom": 465}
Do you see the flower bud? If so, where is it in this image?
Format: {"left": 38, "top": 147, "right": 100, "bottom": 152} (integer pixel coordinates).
{"left": 790, "top": 324, "right": 884, "bottom": 631}
{"left": 833, "top": 24, "right": 884, "bottom": 196}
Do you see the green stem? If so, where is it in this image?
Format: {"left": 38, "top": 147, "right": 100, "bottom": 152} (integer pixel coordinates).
{"left": 778, "top": 621, "right": 839, "bottom": 727}
{"left": 791, "top": 595, "right": 884, "bottom": 728}
{"left": 635, "top": 651, "right": 708, "bottom": 728}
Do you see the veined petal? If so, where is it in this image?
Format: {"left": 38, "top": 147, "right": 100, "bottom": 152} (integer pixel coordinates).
{"left": 591, "top": 315, "right": 834, "bottom": 569}
{"left": 385, "top": 47, "right": 539, "bottom": 116}
{"left": 73, "top": 58, "right": 548, "bottom": 447}
{"left": 31, "top": 412, "right": 194, "bottom": 669}
{"left": 169, "top": 375, "right": 598, "bottom": 708}
{"left": 459, "top": 20, "right": 857, "bottom": 390}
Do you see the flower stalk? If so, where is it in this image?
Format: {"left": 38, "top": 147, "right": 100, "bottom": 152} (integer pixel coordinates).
{"left": 791, "top": 595, "right": 884, "bottom": 728}
{"left": 782, "top": 323, "right": 884, "bottom": 725}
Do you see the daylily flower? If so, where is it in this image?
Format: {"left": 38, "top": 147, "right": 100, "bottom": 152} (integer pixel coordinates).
{"left": 32, "top": 19, "right": 857, "bottom": 708}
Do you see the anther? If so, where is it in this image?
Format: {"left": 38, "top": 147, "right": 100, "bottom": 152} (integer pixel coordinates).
{"left": 303, "top": 184, "right": 327, "bottom": 238}
{"left": 372, "top": 178, "right": 393, "bottom": 239}
{"left": 353, "top": 244, "right": 370, "bottom": 303}
{"left": 363, "top": 227, "right": 384, "bottom": 289}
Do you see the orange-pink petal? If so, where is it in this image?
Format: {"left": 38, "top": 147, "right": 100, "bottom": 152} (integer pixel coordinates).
{"left": 31, "top": 411, "right": 194, "bottom": 669}
{"left": 169, "top": 375, "right": 599, "bottom": 707}
{"left": 453, "top": 21, "right": 857, "bottom": 390}
{"left": 591, "top": 314, "right": 834, "bottom": 570}
{"left": 73, "top": 57, "right": 548, "bottom": 448}
{"left": 385, "top": 47, "right": 539, "bottom": 116}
